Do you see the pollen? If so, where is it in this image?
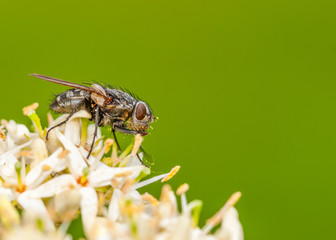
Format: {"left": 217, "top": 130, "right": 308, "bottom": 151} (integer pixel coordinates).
{"left": 58, "top": 149, "right": 70, "bottom": 159}
{"left": 22, "top": 103, "right": 39, "bottom": 116}
{"left": 176, "top": 183, "right": 189, "bottom": 195}
{"left": 121, "top": 179, "right": 134, "bottom": 193}
{"left": 15, "top": 184, "right": 26, "bottom": 193}
{"left": 141, "top": 192, "right": 159, "bottom": 206}
{"left": 0, "top": 129, "right": 6, "bottom": 141}
{"left": 42, "top": 165, "right": 52, "bottom": 171}
{"left": 104, "top": 138, "right": 114, "bottom": 154}
{"left": 17, "top": 150, "right": 33, "bottom": 157}
{"left": 162, "top": 165, "right": 180, "bottom": 182}
{"left": 115, "top": 171, "right": 133, "bottom": 178}
{"left": 76, "top": 176, "right": 89, "bottom": 187}
{"left": 47, "top": 112, "right": 54, "bottom": 125}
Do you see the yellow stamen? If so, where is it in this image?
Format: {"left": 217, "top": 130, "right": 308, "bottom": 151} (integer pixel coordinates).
{"left": 162, "top": 166, "right": 180, "bottom": 182}
{"left": 131, "top": 134, "right": 143, "bottom": 156}
{"left": 58, "top": 149, "right": 70, "bottom": 159}
{"left": 115, "top": 171, "right": 133, "bottom": 178}
{"left": 80, "top": 118, "right": 89, "bottom": 146}
{"left": 97, "top": 192, "right": 105, "bottom": 215}
{"left": 119, "top": 143, "right": 133, "bottom": 160}
{"left": 0, "top": 129, "right": 6, "bottom": 141}
{"left": 121, "top": 179, "right": 134, "bottom": 193}
{"left": 102, "top": 157, "right": 113, "bottom": 166}
{"left": 17, "top": 150, "right": 33, "bottom": 158}
{"left": 120, "top": 199, "right": 144, "bottom": 216}
{"left": 141, "top": 192, "right": 159, "bottom": 206}
{"left": 111, "top": 178, "right": 120, "bottom": 188}
{"left": 176, "top": 183, "right": 189, "bottom": 195}
{"left": 77, "top": 167, "right": 90, "bottom": 186}
{"left": 0, "top": 120, "right": 8, "bottom": 127}
{"left": 22, "top": 103, "right": 39, "bottom": 116}
{"left": 104, "top": 138, "right": 114, "bottom": 154}
{"left": 42, "top": 165, "right": 51, "bottom": 171}
{"left": 160, "top": 184, "right": 172, "bottom": 202}
{"left": 47, "top": 112, "right": 54, "bottom": 125}
{"left": 14, "top": 162, "right": 25, "bottom": 193}
{"left": 23, "top": 103, "right": 44, "bottom": 138}
{"left": 111, "top": 142, "right": 119, "bottom": 166}
{"left": 206, "top": 191, "right": 242, "bottom": 227}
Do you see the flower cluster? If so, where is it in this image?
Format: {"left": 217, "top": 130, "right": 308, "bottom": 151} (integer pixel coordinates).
{"left": 0, "top": 103, "right": 243, "bottom": 240}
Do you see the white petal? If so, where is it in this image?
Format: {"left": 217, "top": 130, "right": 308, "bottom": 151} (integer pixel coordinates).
{"left": 54, "top": 189, "right": 81, "bottom": 218}
{"left": 126, "top": 152, "right": 143, "bottom": 167}
{"left": 167, "top": 213, "right": 193, "bottom": 240}
{"left": 127, "top": 189, "right": 142, "bottom": 204}
{"left": 190, "top": 228, "right": 215, "bottom": 240}
{"left": 30, "top": 138, "right": 48, "bottom": 168}
{"left": 88, "top": 166, "right": 143, "bottom": 188}
{"left": 64, "top": 116, "right": 81, "bottom": 146}
{"left": 53, "top": 157, "right": 67, "bottom": 173}
{"left": 0, "top": 139, "right": 8, "bottom": 155}
{"left": 78, "top": 146, "right": 98, "bottom": 168}
{"left": 25, "top": 148, "right": 63, "bottom": 189}
{"left": 18, "top": 191, "right": 55, "bottom": 231}
{"left": 0, "top": 153, "right": 18, "bottom": 185}
{"left": 79, "top": 187, "right": 98, "bottom": 235}
{"left": 137, "top": 212, "right": 156, "bottom": 240}
{"left": 94, "top": 161, "right": 111, "bottom": 170}
{"left": 108, "top": 188, "right": 122, "bottom": 221}
{"left": 6, "top": 120, "right": 31, "bottom": 145}
{"left": 215, "top": 207, "right": 244, "bottom": 240}
{"left": 56, "top": 130, "right": 87, "bottom": 177}
{"left": 88, "top": 217, "right": 114, "bottom": 240}
{"left": 29, "top": 174, "right": 76, "bottom": 198}
{"left": 0, "top": 141, "right": 32, "bottom": 185}
{"left": 71, "top": 110, "right": 92, "bottom": 119}
{"left": 0, "top": 187, "right": 15, "bottom": 201}
{"left": 0, "top": 140, "right": 32, "bottom": 157}
{"left": 86, "top": 124, "right": 103, "bottom": 153}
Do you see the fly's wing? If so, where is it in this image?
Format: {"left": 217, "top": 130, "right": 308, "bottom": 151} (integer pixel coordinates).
{"left": 30, "top": 74, "right": 112, "bottom": 101}
{"left": 139, "top": 146, "right": 154, "bottom": 167}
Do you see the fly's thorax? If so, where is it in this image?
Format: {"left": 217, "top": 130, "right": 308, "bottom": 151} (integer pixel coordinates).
{"left": 129, "top": 101, "right": 153, "bottom": 132}
{"left": 91, "top": 88, "right": 136, "bottom": 123}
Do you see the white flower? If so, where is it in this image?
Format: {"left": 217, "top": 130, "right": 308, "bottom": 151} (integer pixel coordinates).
{"left": 0, "top": 104, "right": 244, "bottom": 240}
{"left": 29, "top": 129, "right": 144, "bottom": 235}
{"left": 3, "top": 120, "right": 32, "bottom": 147}
{"left": 215, "top": 207, "right": 244, "bottom": 240}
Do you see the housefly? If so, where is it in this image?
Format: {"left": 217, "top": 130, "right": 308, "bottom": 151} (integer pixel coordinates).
{"left": 30, "top": 74, "right": 154, "bottom": 166}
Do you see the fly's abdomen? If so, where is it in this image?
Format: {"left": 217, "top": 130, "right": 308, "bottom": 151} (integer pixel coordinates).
{"left": 50, "top": 89, "right": 91, "bottom": 113}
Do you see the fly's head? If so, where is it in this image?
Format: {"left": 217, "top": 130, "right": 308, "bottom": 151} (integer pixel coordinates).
{"left": 130, "top": 101, "right": 154, "bottom": 136}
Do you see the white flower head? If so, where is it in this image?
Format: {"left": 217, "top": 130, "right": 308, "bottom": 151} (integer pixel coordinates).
{"left": 0, "top": 103, "right": 244, "bottom": 240}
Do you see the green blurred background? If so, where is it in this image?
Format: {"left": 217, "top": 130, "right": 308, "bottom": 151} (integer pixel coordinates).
{"left": 1, "top": 0, "right": 335, "bottom": 239}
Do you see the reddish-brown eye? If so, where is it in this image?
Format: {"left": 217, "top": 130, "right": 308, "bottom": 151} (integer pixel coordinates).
{"left": 136, "top": 103, "right": 146, "bottom": 120}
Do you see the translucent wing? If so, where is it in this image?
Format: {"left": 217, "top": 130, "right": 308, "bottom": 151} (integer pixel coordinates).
{"left": 30, "top": 74, "right": 111, "bottom": 100}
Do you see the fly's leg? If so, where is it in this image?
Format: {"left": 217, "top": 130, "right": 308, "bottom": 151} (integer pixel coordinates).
{"left": 112, "top": 124, "right": 137, "bottom": 151}
{"left": 46, "top": 101, "right": 84, "bottom": 140}
{"left": 87, "top": 106, "right": 100, "bottom": 158}
{"left": 114, "top": 126, "right": 138, "bottom": 135}
{"left": 112, "top": 128, "right": 122, "bottom": 151}
{"left": 113, "top": 126, "right": 149, "bottom": 168}
{"left": 136, "top": 153, "right": 149, "bottom": 168}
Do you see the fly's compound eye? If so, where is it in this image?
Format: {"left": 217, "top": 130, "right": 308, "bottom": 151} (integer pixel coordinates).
{"left": 136, "top": 102, "right": 147, "bottom": 120}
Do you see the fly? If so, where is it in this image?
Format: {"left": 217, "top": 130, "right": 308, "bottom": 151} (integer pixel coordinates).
{"left": 30, "top": 74, "right": 154, "bottom": 167}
